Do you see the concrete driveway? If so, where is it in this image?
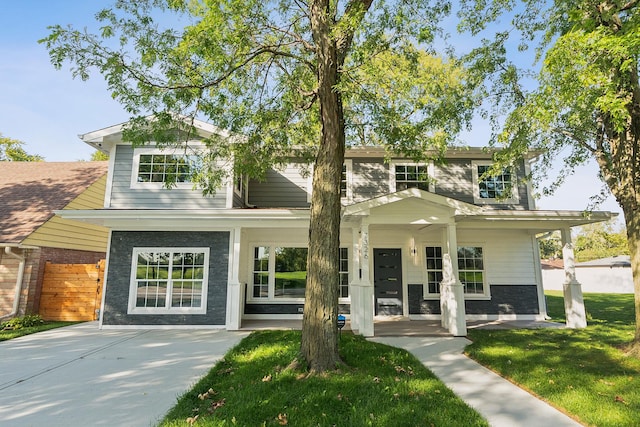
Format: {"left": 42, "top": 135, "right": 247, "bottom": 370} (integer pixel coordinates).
{"left": 0, "top": 322, "right": 247, "bottom": 427}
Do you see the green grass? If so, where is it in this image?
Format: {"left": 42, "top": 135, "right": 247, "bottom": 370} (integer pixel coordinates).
{"left": 161, "top": 330, "right": 488, "bottom": 426}
{"left": 466, "top": 292, "right": 639, "bottom": 427}
{"left": 0, "top": 321, "right": 77, "bottom": 341}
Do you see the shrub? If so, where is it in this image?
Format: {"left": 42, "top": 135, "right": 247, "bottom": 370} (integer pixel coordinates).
{"left": 1, "top": 314, "right": 45, "bottom": 330}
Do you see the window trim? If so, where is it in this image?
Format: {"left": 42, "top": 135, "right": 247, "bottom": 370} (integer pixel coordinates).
{"left": 130, "top": 147, "right": 198, "bottom": 190}
{"left": 389, "top": 161, "right": 435, "bottom": 193}
{"left": 471, "top": 160, "right": 519, "bottom": 204}
{"left": 127, "top": 247, "right": 210, "bottom": 315}
{"left": 248, "top": 244, "right": 351, "bottom": 303}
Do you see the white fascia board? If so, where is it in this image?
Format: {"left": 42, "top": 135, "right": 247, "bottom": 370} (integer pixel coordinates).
{"left": 54, "top": 209, "right": 311, "bottom": 230}
{"left": 455, "top": 210, "right": 617, "bottom": 230}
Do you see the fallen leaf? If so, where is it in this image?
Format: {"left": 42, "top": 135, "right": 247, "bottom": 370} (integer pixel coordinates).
{"left": 277, "top": 413, "right": 288, "bottom": 425}
{"left": 186, "top": 415, "right": 199, "bottom": 426}
{"left": 372, "top": 377, "right": 380, "bottom": 383}
{"left": 262, "top": 374, "right": 272, "bottom": 382}
{"left": 208, "top": 399, "right": 226, "bottom": 414}
{"left": 615, "top": 396, "right": 628, "bottom": 405}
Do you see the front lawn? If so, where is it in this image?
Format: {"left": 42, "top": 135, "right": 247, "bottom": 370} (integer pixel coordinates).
{"left": 161, "top": 330, "right": 488, "bottom": 426}
{"left": 466, "top": 292, "right": 639, "bottom": 427}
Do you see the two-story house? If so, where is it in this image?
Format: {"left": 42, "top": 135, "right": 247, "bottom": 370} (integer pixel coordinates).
{"left": 59, "top": 119, "right": 615, "bottom": 336}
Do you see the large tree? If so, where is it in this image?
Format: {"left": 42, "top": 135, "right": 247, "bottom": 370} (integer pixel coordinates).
{"left": 458, "top": 0, "right": 640, "bottom": 352}
{"left": 41, "top": 0, "right": 475, "bottom": 371}
{"left": 0, "top": 134, "right": 44, "bottom": 161}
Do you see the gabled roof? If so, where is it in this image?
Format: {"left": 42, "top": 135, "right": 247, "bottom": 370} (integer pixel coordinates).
{"left": 343, "top": 188, "right": 483, "bottom": 217}
{"left": 0, "top": 162, "right": 108, "bottom": 245}
{"left": 79, "top": 117, "right": 234, "bottom": 153}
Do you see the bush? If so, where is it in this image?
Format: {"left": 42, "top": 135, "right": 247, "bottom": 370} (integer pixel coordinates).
{"left": 1, "top": 314, "right": 45, "bottom": 330}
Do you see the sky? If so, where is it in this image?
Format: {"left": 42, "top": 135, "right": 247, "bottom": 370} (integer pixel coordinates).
{"left": 0, "top": 1, "right": 625, "bottom": 221}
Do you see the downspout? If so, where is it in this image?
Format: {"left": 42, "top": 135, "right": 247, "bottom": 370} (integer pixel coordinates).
{"left": 1, "top": 247, "right": 26, "bottom": 320}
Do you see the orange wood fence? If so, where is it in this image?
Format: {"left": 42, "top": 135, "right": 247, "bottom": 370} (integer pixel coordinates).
{"left": 39, "top": 260, "right": 105, "bottom": 321}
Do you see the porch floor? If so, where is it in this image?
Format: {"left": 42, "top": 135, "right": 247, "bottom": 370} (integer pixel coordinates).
{"left": 239, "top": 318, "right": 565, "bottom": 336}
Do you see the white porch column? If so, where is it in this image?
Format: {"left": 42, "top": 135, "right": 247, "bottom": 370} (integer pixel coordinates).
{"left": 226, "top": 227, "right": 243, "bottom": 330}
{"left": 355, "top": 219, "right": 374, "bottom": 337}
{"left": 561, "top": 228, "right": 587, "bottom": 329}
{"left": 441, "top": 223, "right": 467, "bottom": 336}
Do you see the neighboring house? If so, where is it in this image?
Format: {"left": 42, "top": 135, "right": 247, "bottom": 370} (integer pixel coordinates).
{"left": 0, "top": 162, "right": 109, "bottom": 320}
{"left": 60, "top": 119, "right": 616, "bottom": 336}
{"left": 542, "top": 256, "right": 633, "bottom": 294}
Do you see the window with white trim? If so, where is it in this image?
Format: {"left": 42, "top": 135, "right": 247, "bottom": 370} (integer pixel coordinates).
{"left": 251, "top": 246, "right": 349, "bottom": 301}
{"left": 390, "top": 162, "right": 434, "bottom": 193}
{"left": 472, "top": 161, "right": 519, "bottom": 204}
{"left": 131, "top": 148, "right": 200, "bottom": 189}
{"left": 129, "top": 248, "right": 209, "bottom": 314}
{"left": 423, "top": 245, "right": 487, "bottom": 297}
{"left": 425, "top": 246, "right": 443, "bottom": 295}
{"left": 339, "top": 247, "right": 349, "bottom": 298}
{"left": 457, "top": 246, "right": 485, "bottom": 295}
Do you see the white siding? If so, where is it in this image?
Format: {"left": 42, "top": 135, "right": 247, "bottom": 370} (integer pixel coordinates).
{"left": 458, "top": 229, "right": 537, "bottom": 285}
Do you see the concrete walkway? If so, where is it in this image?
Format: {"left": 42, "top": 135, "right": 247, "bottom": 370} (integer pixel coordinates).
{"left": 0, "top": 323, "right": 246, "bottom": 427}
{"left": 371, "top": 336, "right": 583, "bottom": 427}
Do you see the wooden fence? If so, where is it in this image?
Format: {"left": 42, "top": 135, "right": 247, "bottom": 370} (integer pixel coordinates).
{"left": 39, "top": 260, "right": 105, "bottom": 321}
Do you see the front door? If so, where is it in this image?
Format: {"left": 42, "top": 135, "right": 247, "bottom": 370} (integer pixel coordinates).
{"left": 373, "top": 248, "right": 403, "bottom": 316}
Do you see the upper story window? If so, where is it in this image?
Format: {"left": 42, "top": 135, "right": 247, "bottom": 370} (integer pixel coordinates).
{"left": 389, "top": 161, "right": 434, "bottom": 193}
{"left": 131, "top": 147, "right": 199, "bottom": 189}
{"left": 128, "top": 248, "right": 209, "bottom": 315}
{"left": 471, "top": 161, "right": 519, "bottom": 204}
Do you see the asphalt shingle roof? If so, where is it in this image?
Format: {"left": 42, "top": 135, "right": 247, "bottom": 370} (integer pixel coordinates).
{"left": 0, "top": 161, "right": 108, "bottom": 244}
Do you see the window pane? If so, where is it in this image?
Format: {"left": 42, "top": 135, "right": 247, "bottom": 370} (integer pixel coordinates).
{"left": 396, "top": 164, "right": 429, "bottom": 191}
{"left": 275, "top": 247, "right": 308, "bottom": 298}
{"left": 477, "top": 165, "right": 513, "bottom": 199}
{"left": 136, "top": 280, "right": 167, "bottom": 308}
{"left": 425, "top": 246, "right": 443, "bottom": 294}
{"left": 252, "top": 247, "right": 270, "bottom": 298}
{"left": 339, "top": 247, "right": 349, "bottom": 298}
{"left": 457, "top": 246, "right": 484, "bottom": 294}
{"left": 136, "top": 153, "right": 194, "bottom": 184}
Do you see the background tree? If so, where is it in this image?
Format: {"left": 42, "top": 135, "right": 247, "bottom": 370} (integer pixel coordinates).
{"left": 41, "top": 0, "right": 476, "bottom": 371}
{"left": 574, "top": 222, "right": 630, "bottom": 262}
{"left": 0, "top": 134, "right": 44, "bottom": 161}
{"left": 458, "top": 0, "right": 640, "bottom": 353}
{"left": 90, "top": 150, "right": 109, "bottom": 161}
{"left": 539, "top": 231, "right": 562, "bottom": 260}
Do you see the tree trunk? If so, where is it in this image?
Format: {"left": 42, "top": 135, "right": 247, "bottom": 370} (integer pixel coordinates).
{"left": 622, "top": 203, "right": 640, "bottom": 345}
{"left": 300, "top": 0, "right": 346, "bottom": 371}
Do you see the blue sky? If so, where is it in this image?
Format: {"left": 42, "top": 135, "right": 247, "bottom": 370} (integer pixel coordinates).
{"left": 0, "top": 1, "right": 623, "bottom": 220}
